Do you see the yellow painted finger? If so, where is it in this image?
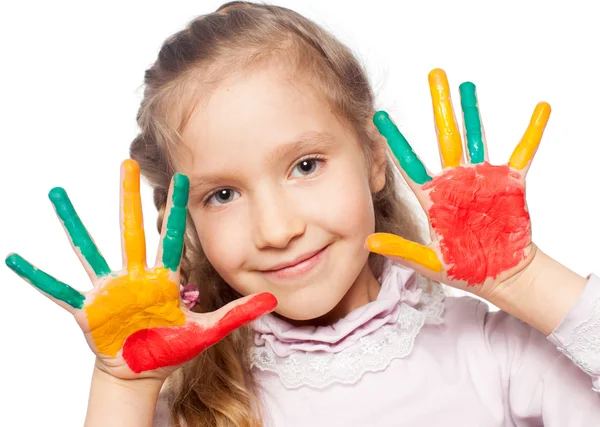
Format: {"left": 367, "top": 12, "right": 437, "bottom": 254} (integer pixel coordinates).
{"left": 509, "top": 102, "right": 551, "bottom": 170}
{"left": 429, "top": 68, "right": 463, "bottom": 168}
{"left": 366, "top": 233, "right": 443, "bottom": 272}
{"left": 122, "top": 159, "right": 146, "bottom": 271}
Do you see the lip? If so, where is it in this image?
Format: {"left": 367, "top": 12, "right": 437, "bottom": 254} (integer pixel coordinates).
{"left": 262, "top": 244, "right": 330, "bottom": 279}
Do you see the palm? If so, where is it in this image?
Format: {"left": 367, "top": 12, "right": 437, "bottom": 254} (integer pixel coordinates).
{"left": 74, "top": 266, "right": 185, "bottom": 379}
{"left": 422, "top": 162, "right": 533, "bottom": 293}
{"left": 6, "top": 159, "right": 276, "bottom": 380}
{"left": 369, "top": 69, "right": 549, "bottom": 297}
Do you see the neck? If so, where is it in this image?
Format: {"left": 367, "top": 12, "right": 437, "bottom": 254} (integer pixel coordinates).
{"left": 277, "top": 260, "right": 382, "bottom": 327}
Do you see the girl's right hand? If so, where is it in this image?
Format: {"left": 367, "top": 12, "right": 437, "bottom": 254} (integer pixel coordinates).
{"left": 5, "top": 159, "right": 277, "bottom": 381}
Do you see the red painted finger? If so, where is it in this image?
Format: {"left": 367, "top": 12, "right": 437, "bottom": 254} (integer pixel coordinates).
{"left": 122, "top": 293, "right": 277, "bottom": 373}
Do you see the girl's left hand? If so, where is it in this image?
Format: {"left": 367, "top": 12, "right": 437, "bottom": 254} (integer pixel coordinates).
{"left": 368, "top": 68, "right": 550, "bottom": 300}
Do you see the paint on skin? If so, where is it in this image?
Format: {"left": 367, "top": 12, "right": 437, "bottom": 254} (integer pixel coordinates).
{"left": 162, "top": 174, "right": 189, "bottom": 271}
{"left": 428, "top": 69, "right": 463, "bottom": 168}
{"left": 459, "top": 82, "right": 485, "bottom": 164}
{"left": 422, "top": 163, "right": 530, "bottom": 285}
{"left": 122, "top": 293, "right": 278, "bottom": 373}
{"left": 373, "top": 111, "right": 432, "bottom": 184}
{"left": 5, "top": 253, "right": 85, "bottom": 309}
{"left": 366, "top": 233, "right": 442, "bottom": 272}
{"left": 48, "top": 187, "right": 111, "bottom": 277}
{"left": 85, "top": 267, "right": 185, "bottom": 356}
{"left": 122, "top": 159, "right": 146, "bottom": 271}
{"left": 509, "top": 102, "right": 551, "bottom": 170}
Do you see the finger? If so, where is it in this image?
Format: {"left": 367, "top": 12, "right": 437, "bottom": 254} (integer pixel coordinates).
{"left": 5, "top": 253, "right": 85, "bottom": 312}
{"left": 509, "top": 102, "right": 551, "bottom": 175}
{"left": 429, "top": 68, "right": 464, "bottom": 168}
{"left": 121, "top": 293, "right": 277, "bottom": 373}
{"left": 155, "top": 174, "right": 190, "bottom": 271}
{"left": 365, "top": 233, "right": 443, "bottom": 272}
{"left": 373, "top": 111, "right": 433, "bottom": 185}
{"left": 48, "top": 187, "right": 111, "bottom": 282}
{"left": 121, "top": 159, "right": 147, "bottom": 272}
{"left": 459, "top": 82, "right": 489, "bottom": 164}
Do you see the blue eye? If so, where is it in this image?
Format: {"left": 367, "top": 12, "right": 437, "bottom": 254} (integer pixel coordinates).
{"left": 290, "top": 157, "right": 324, "bottom": 178}
{"left": 206, "top": 188, "right": 240, "bottom": 206}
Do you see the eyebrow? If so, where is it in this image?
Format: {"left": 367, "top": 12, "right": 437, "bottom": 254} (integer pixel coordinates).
{"left": 188, "top": 131, "right": 338, "bottom": 198}
{"left": 266, "top": 131, "right": 338, "bottom": 164}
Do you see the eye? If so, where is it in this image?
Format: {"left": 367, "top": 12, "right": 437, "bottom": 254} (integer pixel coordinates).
{"left": 290, "top": 157, "right": 324, "bottom": 178}
{"left": 205, "top": 188, "right": 240, "bottom": 206}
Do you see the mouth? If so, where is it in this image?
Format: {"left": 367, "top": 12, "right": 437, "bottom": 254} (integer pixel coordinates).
{"left": 262, "top": 244, "right": 330, "bottom": 280}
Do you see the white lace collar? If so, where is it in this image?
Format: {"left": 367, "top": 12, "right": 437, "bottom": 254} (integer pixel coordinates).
{"left": 250, "top": 262, "right": 446, "bottom": 389}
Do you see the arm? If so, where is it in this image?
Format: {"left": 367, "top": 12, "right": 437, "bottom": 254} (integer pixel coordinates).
{"left": 489, "top": 249, "right": 600, "bottom": 393}
{"left": 366, "top": 69, "right": 600, "bottom": 395}
{"left": 85, "top": 367, "right": 164, "bottom": 427}
{"left": 488, "top": 248, "right": 587, "bottom": 336}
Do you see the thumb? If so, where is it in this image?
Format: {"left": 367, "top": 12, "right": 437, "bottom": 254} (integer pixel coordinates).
{"left": 121, "top": 293, "right": 277, "bottom": 373}
{"left": 366, "top": 233, "right": 443, "bottom": 274}
{"left": 207, "top": 292, "right": 278, "bottom": 336}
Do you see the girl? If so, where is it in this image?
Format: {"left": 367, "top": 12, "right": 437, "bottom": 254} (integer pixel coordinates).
{"left": 5, "top": 1, "right": 599, "bottom": 426}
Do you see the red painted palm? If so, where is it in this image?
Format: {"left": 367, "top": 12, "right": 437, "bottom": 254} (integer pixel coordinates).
{"left": 368, "top": 69, "right": 550, "bottom": 299}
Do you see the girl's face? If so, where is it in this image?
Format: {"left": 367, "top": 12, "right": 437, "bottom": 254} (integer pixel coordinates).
{"left": 180, "top": 64, "right": 386, "bottom": 322}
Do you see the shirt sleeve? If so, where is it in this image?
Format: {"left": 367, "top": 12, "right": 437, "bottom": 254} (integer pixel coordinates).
{"left": 547, "top": 273, "right": 600, "bottom": 392}
{"left": 482, "top": 273, "right": 600, "bottom": 426}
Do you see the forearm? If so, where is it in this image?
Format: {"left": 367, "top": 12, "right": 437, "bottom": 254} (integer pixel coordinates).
{"left": 84, "top": 365, "right": 165, "bottom": 427}
{"left": 489, "top": 247, "right": 587, "bottom": 335}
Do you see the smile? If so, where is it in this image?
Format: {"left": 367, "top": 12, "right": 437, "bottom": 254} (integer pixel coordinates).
{"left": 262, "top": 244, "right": 330, "bottom": 280}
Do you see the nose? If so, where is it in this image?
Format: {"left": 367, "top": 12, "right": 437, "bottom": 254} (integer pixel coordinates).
{"left": 252, "top": 191, "right": 306, "bottom": 249}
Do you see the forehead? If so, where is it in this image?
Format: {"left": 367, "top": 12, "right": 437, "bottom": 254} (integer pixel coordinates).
{"left": 180, "top": 65, "right": 347, "bottom": 166}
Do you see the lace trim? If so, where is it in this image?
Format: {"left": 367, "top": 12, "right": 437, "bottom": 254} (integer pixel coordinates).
{"left": 554, "top": 295, "right": 600, "bottom": 382}
{"left": 250, "top": 276, "right": 445, "bottom": 389}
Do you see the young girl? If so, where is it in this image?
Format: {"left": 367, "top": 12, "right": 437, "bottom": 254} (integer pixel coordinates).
{"left": 5, "top": 1, "right": 599, "bottom": 426}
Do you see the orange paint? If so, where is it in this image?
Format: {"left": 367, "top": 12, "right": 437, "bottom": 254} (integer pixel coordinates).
{"left": 366, "top": 233, "right": 443, "bottom": 272}
{"left": 85, "top": 267, "right": 185, "bottom": 357}
{"left": 122, "top": 159, "right": 146, "bottom": 271}
{"left": 509, "top": 102, "right": 551, "bottom": 170}
{"left": 429, "top": 69, "right": 463, "bottom": 168}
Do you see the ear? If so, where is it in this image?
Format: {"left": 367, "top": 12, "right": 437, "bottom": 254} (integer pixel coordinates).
{"left": 368, "top": 127, "right": 387, "bottom": 193}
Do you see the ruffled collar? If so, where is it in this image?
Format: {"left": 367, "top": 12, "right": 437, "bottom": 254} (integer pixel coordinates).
{"left": 250, "top": 261, "right": 446, "bottom": 389}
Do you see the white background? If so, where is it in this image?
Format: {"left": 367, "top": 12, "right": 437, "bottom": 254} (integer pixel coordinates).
{"left": 0, "top": 1, "right": 598, "bottom": 425}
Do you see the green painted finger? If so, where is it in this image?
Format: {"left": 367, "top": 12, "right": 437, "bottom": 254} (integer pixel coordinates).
{"left": 162, "top": 174, "right": 189, "bottom": 271}
{"left": 5, "top": 253, "right": 85, "bottom": 309}
{"left": 49, "top": 187, "right": 111, "bottom": 277}
{"left": 373, "top": 111, "right": 432, "bottom": 184}
{"left": 459, "top": 82, "right": 485, "bottom": 164}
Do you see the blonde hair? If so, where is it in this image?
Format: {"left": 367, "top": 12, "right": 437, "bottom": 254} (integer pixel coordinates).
{"left": 130, "top": 2, "right": 425, "bottom": 426}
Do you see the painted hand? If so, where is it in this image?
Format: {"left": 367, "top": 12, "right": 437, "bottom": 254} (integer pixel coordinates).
{"left": 368, "top": 69, "right": 550, "bottom": 298}
{"left": 5, "top": 159, "right": 277, "bottom": 379}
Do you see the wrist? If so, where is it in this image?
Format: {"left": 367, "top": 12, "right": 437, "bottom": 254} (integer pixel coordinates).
{"left": 91, "top": 364, "right": 166, "bottom": 394}
{"left": 85, "top": 364, "right": 166, "bottom": 427}
{"left": 488, "top": 247, "right": 587, "bottom": 335}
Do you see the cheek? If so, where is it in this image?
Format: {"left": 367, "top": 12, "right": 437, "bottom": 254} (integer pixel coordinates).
{"left": 190, "top": 211, "right": 248, "bottom": 279}
{"left": 305, "top": 162, "right": 375, "bottom": 238}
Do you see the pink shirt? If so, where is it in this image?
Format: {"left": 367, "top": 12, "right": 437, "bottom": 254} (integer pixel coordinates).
{"left": 156, "top": 262, "right": 600, "bottom": 426}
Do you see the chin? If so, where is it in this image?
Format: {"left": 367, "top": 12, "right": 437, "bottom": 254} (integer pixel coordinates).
{"left": 271, "top": 291, "right": 347, "bottom": 325}
{"left": 274, "top": 305, "right": 334, "bottom": 322}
